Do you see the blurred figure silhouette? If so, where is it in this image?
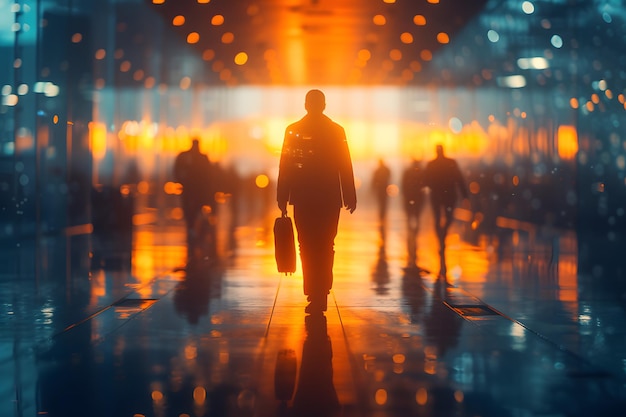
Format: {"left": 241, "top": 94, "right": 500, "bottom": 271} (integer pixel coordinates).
{"left": 371, "top": 158, "right": 391, "bottom": 222}
{"left": 277, "top": 89, "right": 357, "bottom": 314}
{"left": 174, "top": 252, "right": 216, "bottom": 325}
{"left": 291, "top": 314, "right": 340, "bottom": 417}
{"left": 401, "top": 158, "right": 426, "bottom": 270}
{"left": 423, "top": 144, "right": 468, "bottom": 251}
{"left": 174, "top": 138, "right": 214, "bottom": 242}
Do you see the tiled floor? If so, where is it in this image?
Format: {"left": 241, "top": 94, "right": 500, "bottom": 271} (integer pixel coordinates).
{"left": 1, "top": 198, "right": 626, "bottom": 417}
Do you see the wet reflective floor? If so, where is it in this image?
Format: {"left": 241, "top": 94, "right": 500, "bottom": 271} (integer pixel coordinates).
{"left": 2, "top": 197, "right": 626, "bottom": 417}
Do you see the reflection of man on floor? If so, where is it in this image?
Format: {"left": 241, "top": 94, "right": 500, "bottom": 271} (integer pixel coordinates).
{"left": 423, "top": 144, "right": 468, "bottom": 251}
{"left": 291, "top": 314, "right": 340, "bottom": 416}
{"left": 277, "top": 89, "right": 357, "bottom": 314}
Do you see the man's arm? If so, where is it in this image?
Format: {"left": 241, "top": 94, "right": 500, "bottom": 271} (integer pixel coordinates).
{"left": 337, "top": 127, "right": 357, "bottom": 213}
{"left": 276, "top": 128, "right": 292, "bottom": 216}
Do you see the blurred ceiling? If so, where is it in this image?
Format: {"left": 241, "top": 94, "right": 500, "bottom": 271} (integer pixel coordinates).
{"left": 147, "top": 0, "right": 489, "bottom": 86}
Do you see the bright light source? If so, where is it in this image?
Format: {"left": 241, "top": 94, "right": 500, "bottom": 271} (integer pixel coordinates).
{"left": 497, "top": 75, "right": 526, "bottom": 88}
{"left": 522, "top": 1, "right": 535, "bottom": 14}
{"left": 517, "top": 57, "right": 549, "bottom": 70}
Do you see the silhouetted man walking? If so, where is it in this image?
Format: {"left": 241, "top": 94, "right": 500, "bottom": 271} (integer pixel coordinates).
{"left": 371, "top": 158, "right": 391, "bottom": 222}
{"left": 277, "top": 89, "right": 357, "bottom": 314}
{"left": 423, "top": 144, "right": 468, "bottom": 251}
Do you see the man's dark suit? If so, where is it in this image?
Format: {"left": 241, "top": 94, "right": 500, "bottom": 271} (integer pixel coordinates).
{"left": 277, "top": 91, "right": 356, "bottom": 313}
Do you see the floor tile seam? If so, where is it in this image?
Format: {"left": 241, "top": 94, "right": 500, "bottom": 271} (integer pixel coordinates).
{"left": 331, "top": 291, "right": 382, "bottom": 417}
{"left": 26, "top": 269, "right": 185, "bottom": 359}
{"left": 442, "top": 282, "right": 625, "bottom": 382}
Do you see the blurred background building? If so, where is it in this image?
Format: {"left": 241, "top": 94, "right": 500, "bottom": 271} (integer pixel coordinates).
{"left": 1, "top": 0, "right": 625, "bottom": 287}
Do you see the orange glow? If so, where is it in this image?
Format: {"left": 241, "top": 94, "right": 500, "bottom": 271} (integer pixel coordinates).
{"left": 211, "top": 15, "right": 224, "bottom": 25}
{"left": 170, "top": 207, "right": 184, "bottom": 220}
{"left": 420, "top": 50, "right": 432, "bottom": 61}
{"left": 193, "top": 387, "right": 207, "bottom": 404}
{"left": 410, "top": 60, "right": 422, "bottom": 72}
{"left": 414, "top": 15, "right": 426, "bottom": 26}
{"left": 71, "top": 33, "right": 82, "bottom": 43}
{"left": 416, "top": 388, "right": 428, "bottom": 405}
{"left": 180, "top": 76, "right": 191, "bottom": 89}
{"left": 172, "top": 15, "right": 185, "bottom": 26}
{"left": 557, "top": 125, "right": 578, "bottom": 160}
{"left": 454, "top": 391, "right": 464, "bottom": 403}
{"left": 221, "top": 32, "right": 234, "bottom": 44}
{"left": 386, "top": 184, "right": 399, "bottom": 197}
{"left": 375, "top": 389, "right": 388, "bottom": 405}
{"left": 255, "top": 174, "right": 270, "bottom": 188}
{"left": 185, "top": 344, "right": 197, "bottom": 360}
{"left": 120, "top": 61, "right": 131, "bottom": 72}
{"left": 358, "top": 49, "right": 371, "bottom": 61}
{"left": 437, "top": 32, "right": 450, "bottom": 44}
{"left": 234, "top": 52, "right": 248, "bottom": 65}
{"left": 373, "top": 15, "right": 386, "bottom": 26}
{"left": 400, "top": 32, "right": 414, "bottom": 44}
{"left": 164, "top": 181, "right": 182, "bottom": 195}
{"left": 95, "top": 49, "right": 106, "bottom": 59}
{"left": 137, "top": 181, "right": 150, "bottom": 194}
{"left": 197, "top": 0, "right": 210, "bottom": 3}
{"left": 389, "top": 49, "right": 402, "bottom": 61}
{"left": 89, "top": 122, "right": 107, "bottom": 160}
{"left": 202, "top": 49, "right": 215, "bottom": 61}
{"left": 151, "top": 391, "right": 163, "bottom": 401}
{"left": 152, "top": 0, "right": 165, "bottom": 4}
{"left": 427, "top": 0, "right": 440, "bottom": 3}
{"left": 187, "top": 32, "right": 200, "bottom": 44}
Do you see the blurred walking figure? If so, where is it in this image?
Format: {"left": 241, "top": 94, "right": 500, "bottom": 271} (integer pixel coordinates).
{"left": 371, "top": 158, "right": 391, "bottom": 222}
{"left": 423, "top": 144, "right": 468, "bottom": 251}
{"left": 277, "top": 89, "right": 357, "bottom": 314}
{"left": 401, "top": 158, "right": 426, "bottom": 269}
{"left": 174, "top": 138, "right": 214, "bottom": 243}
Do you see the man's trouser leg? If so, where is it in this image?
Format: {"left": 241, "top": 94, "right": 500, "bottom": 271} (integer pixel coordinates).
{"left": 294, "top": 204, "right": 340, "bottom": 311}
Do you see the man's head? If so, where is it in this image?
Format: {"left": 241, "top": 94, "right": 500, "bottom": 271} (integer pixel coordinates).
{"left": 305, "top": 89, "right": 326, "bottom": 114}
{"left": 435, "top": 144, "right": 444, "bottom": 157}
{"left": 191, "top": 138, "right": 200, "bottom": 151}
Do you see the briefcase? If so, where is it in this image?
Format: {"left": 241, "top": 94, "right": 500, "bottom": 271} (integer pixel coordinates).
{"left": 274, "top": 215, "right": 296, "bottom": 274}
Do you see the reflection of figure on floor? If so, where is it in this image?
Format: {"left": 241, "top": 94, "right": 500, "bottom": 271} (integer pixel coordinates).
{"left": 291, "top": 314, "right": 340, "bottom": 417}
{"left": 401, "top": 158, "right": 426, "bottom": 269}
{"left": 174, "top": 137, "right": 215, "bottom": 241}
{"left": 439, "top": 243, "right": 448, "bottom": 279}
{"left": 174, "top": 260, "right": 212, "bottom": 325}
{"left": 372, "top": 239, "right": 390, "bottom": 295}
{"left": 425, "top": 277, "right": 462, "bottom": 357}
{"left": 371, "top": 158, "right": 391, "bottom": 222}
{"left": 174, "top": 236, "right": 222, "bottom": 325}
{"left": 423, "top": 144, "right": 468, "bottom": 251}
{"left": 401, "top": 266, "right": 427, "bottom": 324}
{"left": 277, "top": 89, "right": 357, "bottom": 315}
